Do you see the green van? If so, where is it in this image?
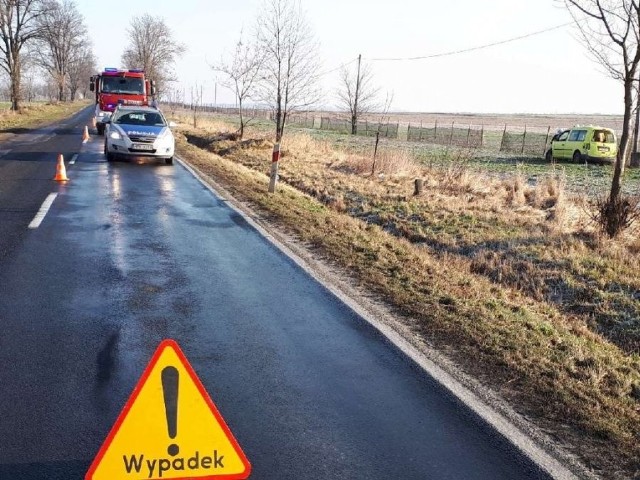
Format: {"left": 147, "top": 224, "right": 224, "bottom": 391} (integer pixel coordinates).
{"left": 545, "top": 126, "right": 617, "bottom": 163}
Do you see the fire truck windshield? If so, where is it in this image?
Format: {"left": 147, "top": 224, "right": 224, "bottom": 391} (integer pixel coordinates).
{"left": 101, "top": 76, "right": 144, "bottom": 95}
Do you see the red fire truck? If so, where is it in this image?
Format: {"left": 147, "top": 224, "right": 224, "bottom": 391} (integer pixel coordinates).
{"left": 89, "top": 68, "right": 156, "bottom": 135}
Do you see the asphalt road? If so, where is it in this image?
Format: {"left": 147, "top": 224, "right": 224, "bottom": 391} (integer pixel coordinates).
{"left": 0, "top": 107, "right": 553, "bottom": 479}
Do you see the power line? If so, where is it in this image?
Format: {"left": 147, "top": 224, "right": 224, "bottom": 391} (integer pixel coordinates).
{"left": 318, "top": 57, "right": 359, "bottom": 77}
{"left": 365, "top": 21, "right": 575, "bottom": 62}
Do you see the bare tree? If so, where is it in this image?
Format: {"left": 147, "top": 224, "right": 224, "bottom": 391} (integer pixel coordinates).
{"left": 337, "top": 54, "right": 380, "bottom": 135}
{"left": 190, "top": 83, "right": 203, "bottom": 128}
{"left": 0, "top": 0, "right": 48, "bottom": 110}
{"left": 121, "top": 14, "right": 185, "bottom": 97}
{"left": 67, "top": 45, "right": 95, "bottom": 101}
{"left": 256, "top": 0, "right": 321, "bottom": 142}
{"left": 35, "top": 0, "right": 87, "bottom": 102}
{"left": 164, "top": 87, "right": 184, "bottom": 116}
{"left": 214, "top": 35, "right": 264, "bottom": 139}
{"left": 564, "top": 0, "right": 640, "bottom": 236}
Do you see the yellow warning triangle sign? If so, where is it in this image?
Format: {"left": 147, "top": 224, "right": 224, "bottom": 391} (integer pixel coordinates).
{"left": 86, "top": 339, "right": 251, "bottom": 480}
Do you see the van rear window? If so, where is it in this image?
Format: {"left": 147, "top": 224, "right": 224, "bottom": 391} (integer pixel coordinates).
{"left": 593, "top": 130, "right": 615, "bottom": 143}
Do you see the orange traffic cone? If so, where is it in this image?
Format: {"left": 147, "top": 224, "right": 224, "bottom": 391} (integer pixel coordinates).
{"left": 92, "top": 116, "right": 96, "bottom": 128}
{"left": 54, "top": 154, "right": 68, "bottom": 182}
{"left": 82, "top": 125, "right": 90, "bottom": 143}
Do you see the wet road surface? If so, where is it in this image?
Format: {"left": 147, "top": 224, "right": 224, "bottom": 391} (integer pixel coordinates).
{"left": 0, "top": 108, "right": 552, "bottom": 479}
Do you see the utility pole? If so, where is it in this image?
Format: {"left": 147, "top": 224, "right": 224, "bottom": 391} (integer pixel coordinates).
{"left": 352, "top": 54, "right": 361, "bottom": 135}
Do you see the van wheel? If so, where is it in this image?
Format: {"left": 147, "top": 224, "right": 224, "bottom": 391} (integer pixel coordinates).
{"left": 572, "top": 151, "right": 582, "bottom": 163}
{"left": 545, "top": 149, "right": 552, "bottom": 162}
{"left": 165, "top": 157, "right": 173, "bottom": 165}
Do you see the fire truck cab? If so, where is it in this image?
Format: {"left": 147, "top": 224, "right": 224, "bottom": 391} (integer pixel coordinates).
{"left": 90, "top": 68, "right": 156, "bottom": 135}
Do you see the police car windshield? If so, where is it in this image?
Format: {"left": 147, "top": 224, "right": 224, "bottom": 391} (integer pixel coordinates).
{"left": 114, "top": 112, "right": 166, "bottom": 127}
{"left": 101, "top": 77, "right": 144, "bottom": 95}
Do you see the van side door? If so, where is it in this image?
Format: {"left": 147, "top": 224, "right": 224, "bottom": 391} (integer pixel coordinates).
{"left": 554, "top": 130, "right": 570, "bottom": 159}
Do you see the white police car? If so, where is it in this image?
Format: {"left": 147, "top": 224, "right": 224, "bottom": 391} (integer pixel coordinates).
{"left": 104, "top": 106, "right": 175, "bottom": 164}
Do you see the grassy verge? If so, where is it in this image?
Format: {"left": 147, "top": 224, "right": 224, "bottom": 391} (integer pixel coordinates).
{"left": 0, "top": 100, "right": 91, "bottom": 138}
{"left": 173, "top": 114, "right": 640, "bottom": 479}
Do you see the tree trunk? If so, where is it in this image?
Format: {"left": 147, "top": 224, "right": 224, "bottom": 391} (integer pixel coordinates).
{"left": 238, "top": 98, "right": 244, "bottom": 140}
{"left": 609, "top": 77, "right": 634, "bottom": 202}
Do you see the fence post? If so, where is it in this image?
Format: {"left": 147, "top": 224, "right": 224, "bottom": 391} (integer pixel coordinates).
{"left": 371, "top": 132, "right": 380, "bottom": 176}
{"left": 449, "top": 122, "right": 454, "bottom": 146}
{"left": 521, "top": 125, "right": 527, "bottom": 155}
{"left": 543, "top": 126, "right": 551, "bottom": 157}
{"left": 499, "top": 124, "right": 507, "bottom": 152}
{"left": 434, "top": 119, "right": 438, "bottom": 142}
{"left": 466, "top": 125, "right": 471, "bottom": 147}
{"left": 480, "top": 124, "right": 484, "bottom": 148}
{"left": 419, "top": 121, "right": 423, "bottom": 141}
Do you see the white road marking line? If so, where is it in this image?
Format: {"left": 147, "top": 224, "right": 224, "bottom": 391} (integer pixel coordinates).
{"left": 0, "top": 149, "right": 12, "bottom": 157}
{"left": 69, "top": 154, "right": 78, "bottom": 165}
{"left": 28, "top": 193, "right": 58, "bottom": 229}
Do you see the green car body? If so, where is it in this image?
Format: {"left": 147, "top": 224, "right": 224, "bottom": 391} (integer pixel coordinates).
{"left": 545, "top": 126, "right": 617, "bottom": 163}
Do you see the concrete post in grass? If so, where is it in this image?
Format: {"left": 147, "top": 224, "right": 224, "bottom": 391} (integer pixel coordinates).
{"left": 268, "top": 142, "right": 280, "bottom": 193}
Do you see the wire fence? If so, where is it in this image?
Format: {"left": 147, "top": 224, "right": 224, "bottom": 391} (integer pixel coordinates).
{"left": 407, "top": 123, "right": 484, "bottom": 148}
{"left": 318, "top": 117, "right": 399, "bottom": 138}
{"left": 164, "top": 102, "right": 604, "bottom": 157}
{"left": 499, "top": 127, "right": 552, "bottom": 156}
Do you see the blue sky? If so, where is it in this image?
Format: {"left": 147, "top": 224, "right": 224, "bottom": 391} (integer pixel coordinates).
{"left": 78, "top": 0, "right": 624, "bottom": 114}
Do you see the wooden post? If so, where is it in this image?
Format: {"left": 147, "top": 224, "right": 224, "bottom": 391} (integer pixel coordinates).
{"left": 419, "top": 121, "right": 423, "bottom": 141}
{"left": 371, "top": 132, "right": 380, "bottom": 176}
{"left": 480, "top": 124, "right": 484, "bottom": 148}
{"left": 414, "top": 178, "right": 423, "bottom": 196}
{"left": 521, "top": 125, "right": 527, "bottom": 155}
{"left": 543, "top": 126, "right": 551, "bottom": 157}
{"left": 499, "top": 124, "right": 507, "bottom": 152}
{"left": 466, "top": 125, "right": 471, "bottom": 147}
{"left": 449, "top": 122, "right": 454, "bottom": 146}
{"left": 434, "top": 119, "right": 438, "bottom": 142}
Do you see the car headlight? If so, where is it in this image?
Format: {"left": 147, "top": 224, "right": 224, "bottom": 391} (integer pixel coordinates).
{"left": 109, "top": 130, "right": 122, "bottom": 140}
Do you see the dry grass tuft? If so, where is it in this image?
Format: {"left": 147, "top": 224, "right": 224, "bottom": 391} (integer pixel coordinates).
{"left": 333, "top": 147, "right": 419, "bottom": 177}
{"left": 504, "top": 173, "right": 527, "bottom": 206}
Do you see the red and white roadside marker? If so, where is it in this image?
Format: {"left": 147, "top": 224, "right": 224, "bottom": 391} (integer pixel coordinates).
{"left": 268, "top": 142, "right": 280, "bottom": 193}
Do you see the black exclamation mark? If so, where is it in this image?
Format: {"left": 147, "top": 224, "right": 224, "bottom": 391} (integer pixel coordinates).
{"left": 161, "top": 366, "right": 179, "bottom": 456}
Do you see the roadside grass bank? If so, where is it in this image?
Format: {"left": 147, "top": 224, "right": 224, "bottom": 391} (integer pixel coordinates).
{"left": 187, "top": 110, "right": 640, "bottom": 197}
{"left": 0, "top": 100, "right": 91, "bottom": 139}
{"left": 173, "top": 115, "right": 640, "bottom": 479}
